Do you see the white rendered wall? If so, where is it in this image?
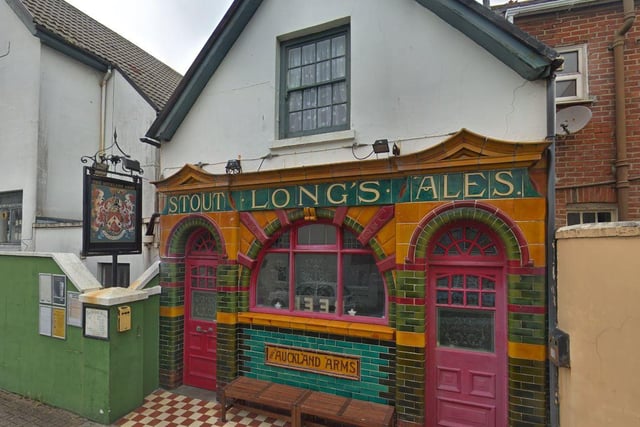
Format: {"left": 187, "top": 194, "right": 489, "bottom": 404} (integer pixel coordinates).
{"left": 0, "top": 0, "right": 41, "bottom": 250}
{"left": 161, "top": 0, "right": 549, "bottom": 177}
{"left": 1, "top": 1, "right": 160, "bottom": 282}
{"left": 38, "top": 49, "right": 159, "bottom": 221}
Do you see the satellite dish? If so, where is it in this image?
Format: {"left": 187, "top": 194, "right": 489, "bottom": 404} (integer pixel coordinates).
{"left": 556, "top": 105, "right": 592, "bottom": 135}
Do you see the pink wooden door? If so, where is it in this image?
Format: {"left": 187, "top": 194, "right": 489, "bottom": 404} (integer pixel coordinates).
{"left": 184, "top": 231, "right": 219, "bottom": 390}
{"left": 427, "top": 224, "right": 507, "bottom": 426}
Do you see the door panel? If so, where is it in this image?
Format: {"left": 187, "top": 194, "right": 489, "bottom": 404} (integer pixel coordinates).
{"left": 184, "top": 259, "right": 218, "bottom": 390}
{"left": 428, "top": 268, "right": 506, "bottom": 427}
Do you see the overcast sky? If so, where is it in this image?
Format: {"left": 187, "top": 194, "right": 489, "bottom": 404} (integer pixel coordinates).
{"left": 65, "top": 0, "right": 234, "bottom": 73}
{"left": 65, "top": 0, "right": 510, "bottom": 74}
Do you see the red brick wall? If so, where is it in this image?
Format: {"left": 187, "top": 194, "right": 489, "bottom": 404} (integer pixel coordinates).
{"left": 514, "top": 1, "right": 640, "bottom": 226}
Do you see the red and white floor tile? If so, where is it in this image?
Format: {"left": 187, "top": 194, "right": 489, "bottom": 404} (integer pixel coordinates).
{"left": 115, "top": 390, "right": 290, "bottom": 427}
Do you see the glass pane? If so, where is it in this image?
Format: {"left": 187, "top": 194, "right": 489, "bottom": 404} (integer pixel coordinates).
{"left": 318, "top": 85, "right": 332, "bottom": 106}
{"left": 484, "top": 245, "right": 498, "bottom": 256}
{"left": 583, "top": 212, "right": 596, "bottom": 223}
{"left": 451, "top": 291, "right": 464, "bottom": 305}
{"left": 317, "top": 39, "right": 330, "bottom": 61}
{"left": 557, "top": 80, "right": 577, "bottom": 98}
{"left": 295, "top": 253, "right": 337, "bottom": 313}
{"left": 318, "top": 107, "right": 331, "bottom": 128}
{"left": 297, "top": 224, "right": 336, "bottom": 245}
{"left": 343, "top": 253, "right": 384, "bottom": 317}
{"left": 482, "top": 293, "right": 495, "bottom": 308}
{"left": 289, "top": 112, "right": 302, "bottom": 133}
{"left": 436, "top": 276, "right": 449, "bottom": 288}
{"left": 301, "top": 64, "right": 316, "bottom": 86}
{"left": 317, "top": 61, "right": 331, "bottom": 83}
{"left": 342, "top": 229, "right": 363, "bottom": 249}
{"left": 467, "top": 276, "right": 479, "bottom": 289}
{"left": 256, "top": 253, "right": 290, "bottom": 308}
{"left": 567, "top": 212, "right": 580, "bottom": 225}
{"left": 332, "top": 35, "right": 346, "bottom": 57}
{"left": 333, "top": 82, "right": 347, "bottom": 103}
{"left": 289, "top": 91, "right": 302, "bottom": 112}
{"left": 331, "top": 57, "right": 345, "bottom": 79}
{"left": 467, "top": 292, "right": 479, "bottom": 306}
{"left": 303, "top": 109, "right": 316, "bottom": 131}
{"left": 302, "top": 43, "right": 315, "bottom": 65}
{"left": 597, "top": 212, "right": 611, "bottom": 222}
{"left": 272, "top": 231, "right": 290, "bottom": 248}
{"left": 333, "top": 104, "right": 347, "bottom": 126}
{"left": 303, "top": 88, "right": 317, "bottom": 108}
{"left": 191, "top": 290, "right": 216, "bottom": 321}
{"left": 452, "top": 275, "right": 464, "bottom": 288}
{"left": 288, "top": 47, "right": 301, "bottom": 68}
{"left": 482, "top": 277, "right": 495, "bottom": 290}
{"left": 438, "top": 308, "right": 494, "bottom": 352}
{"left": 287, "top": 68, "right": 301, "bottom": 89}
{"left": 437, "top": 290, "right": 449, "bottom": 304}
{"left": 560, "top": 50, "right": 578, "bottom": 74}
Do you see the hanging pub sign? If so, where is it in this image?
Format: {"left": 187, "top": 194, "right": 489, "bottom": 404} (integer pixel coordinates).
{"left": 82, "top": 167, "right": 142, "bottom": 256}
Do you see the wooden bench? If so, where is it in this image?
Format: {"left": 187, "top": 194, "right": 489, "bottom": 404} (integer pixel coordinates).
{"left": 218, "top": 376, "right": 311, "bottom": 426}
{"left": 298, "top": 390, "right": 396, "bottom": 427}
{"left": 219, "top": 377, "right": 395, "bottom": 427}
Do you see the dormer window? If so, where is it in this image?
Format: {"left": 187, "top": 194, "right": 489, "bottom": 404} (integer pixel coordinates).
{"left": 279, "top": 26, "right": 350, "bottom": 138}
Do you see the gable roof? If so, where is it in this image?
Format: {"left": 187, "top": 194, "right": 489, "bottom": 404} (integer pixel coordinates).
{"left": 146, "top": 0, "right": 561, "bottom": 142}
{"left": 7, "top": 0, "right": 182, "bottom": 111}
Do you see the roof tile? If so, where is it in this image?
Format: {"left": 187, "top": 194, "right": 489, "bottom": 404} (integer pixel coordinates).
{"left": 19, "top": 0, "right": 182, "bottom": 111}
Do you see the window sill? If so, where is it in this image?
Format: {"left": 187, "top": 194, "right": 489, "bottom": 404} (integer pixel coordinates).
{"left": 238, "top": 312, "right": 394, "bottom": 340}
{"left": 271, "top": 129, "right": 356, "bottom": 151}
{"left": 556, "top": 96, "right": 595, "bottom": 106}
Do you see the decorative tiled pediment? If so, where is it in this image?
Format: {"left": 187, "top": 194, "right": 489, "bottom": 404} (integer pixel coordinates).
{"left": 154, "top": 164, "right": 220, "bottom": 193}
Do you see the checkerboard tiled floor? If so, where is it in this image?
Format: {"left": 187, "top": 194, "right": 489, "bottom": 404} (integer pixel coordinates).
{"left": 115, "top": 389, "right": 290, "bottom": 427}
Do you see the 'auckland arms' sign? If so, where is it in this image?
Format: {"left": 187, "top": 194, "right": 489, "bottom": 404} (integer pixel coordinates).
{"left": 163, "top": 168, "right": 540, "bottom": 214}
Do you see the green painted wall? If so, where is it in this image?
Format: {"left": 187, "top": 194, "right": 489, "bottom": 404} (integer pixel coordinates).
{"left": 0, "top": 255, "right": 160, "bottom": 424}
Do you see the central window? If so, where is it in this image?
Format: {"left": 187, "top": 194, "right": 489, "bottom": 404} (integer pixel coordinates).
{"left": 279, "top": 25, "right": 350, "bottom": 138}
{"left": 254, "top": 223, "right": 385, "bottom": 320}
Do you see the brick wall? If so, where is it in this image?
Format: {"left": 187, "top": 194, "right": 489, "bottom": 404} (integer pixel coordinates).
{"left": 515, "top": 2, "right": 640, "bottom": 225}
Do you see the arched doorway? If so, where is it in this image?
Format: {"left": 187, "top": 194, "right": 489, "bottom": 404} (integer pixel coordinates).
{"left": 183, "top": 229, "right": 220, "bottom": 390}
{"left": 426, "top": 221, "right": 507, "bottom": 426}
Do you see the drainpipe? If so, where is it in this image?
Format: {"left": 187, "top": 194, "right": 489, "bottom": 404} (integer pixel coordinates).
{"left": 546, "top": 72, "right": 559, "bottom": 427}
{"left": 613, "top": 0, "right": 635, "bottom": 220}
{"left": 99, "top": 67, "right": 113, "bottom": 153}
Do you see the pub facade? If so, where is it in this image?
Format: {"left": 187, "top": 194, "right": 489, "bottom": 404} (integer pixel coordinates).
{"left": 145, "top": 1, "right": 560, "bottom": 425}
{"left": 154, "top": 130, "right": 551, "bottom": 426}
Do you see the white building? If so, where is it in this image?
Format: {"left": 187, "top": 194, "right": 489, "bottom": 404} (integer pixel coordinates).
{"left": 148, "top": 0, "right": 559, "bottom": 176}
{"left": 0, "top": 0, "right": 181, "bottom": 283}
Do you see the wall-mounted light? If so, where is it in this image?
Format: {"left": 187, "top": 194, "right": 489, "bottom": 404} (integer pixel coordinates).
{"left": 225, "top": 159, "right": 242, "bottom": 174}
{"left": 372, "top": 139, "right": 390, "bottom": 154}
{"left": 123, "top": 158, "right": 142, "bottom": 174}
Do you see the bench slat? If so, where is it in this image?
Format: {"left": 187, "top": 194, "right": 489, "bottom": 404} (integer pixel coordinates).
{"left": 219, "top": 377, "right": 395, "bottom": 427}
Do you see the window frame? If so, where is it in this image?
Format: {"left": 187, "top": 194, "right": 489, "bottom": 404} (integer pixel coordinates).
{"left": 556, "top": 44, "right": 588, "bottom": 103}
{"left": 0, "top": 190, "right": 22, "bottom": 245}
{"left": 278, "top": 25, "right": 351, "bottom": 139}
{"left": 251, "top": 221, "right": 387, "bottom": 324}
{"left": 566, "top": 203, "right": 617, "bottom": 226}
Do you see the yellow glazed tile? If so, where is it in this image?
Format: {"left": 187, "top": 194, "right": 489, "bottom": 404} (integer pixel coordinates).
{"left": 517, "top": 220, "right": 546, "bottom": 245}
{"left": 217, "top": 312, "right": 237, "bottom": 325}
{"left": 396, "top": 331, "right": 425, "bottom": 348}
{"left": 527, "top": 243, "right": 546, "bottom": 267}
{"left": 159, "top": 305, "right": 184, "bottom": 318}
{"left": 508, "top": 341, "right": 546, "bottom": 361}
